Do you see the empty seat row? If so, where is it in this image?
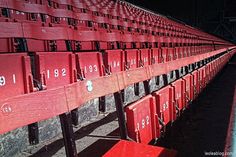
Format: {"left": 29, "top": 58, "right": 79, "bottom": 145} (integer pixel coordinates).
{"left": 0, "top": 48, "right": 233, "bottom": 102}
{"left": 125, "top": 84, "right": 186, "bottom": 144}
{"left": 0, "top": 5, "right": 206, "bottom": 43}
{"left": 0, "top": 2, "right": 178, "bottom": 30}
{"left": 0, "top": 52, "right": 102, "bottom": 100}
{"left": 0, "top": 48, "right": 173, "bottom": 100}
{"left": 0, "top": 0, "right": 226, "bottom": 49}
{"left": 0, "top": 21, "right": 222, "bottom": 54}
{"left": 0, "top": 0, "right": 231, "bottom": 48}
{"left": 0, "top": 36, "right": 222, "bottom": 53}
{"left": 124, "top": 52, "right": 232, "bottom": 144}
{"left": 0, "top": 49, "right": 167, "bottom": 100}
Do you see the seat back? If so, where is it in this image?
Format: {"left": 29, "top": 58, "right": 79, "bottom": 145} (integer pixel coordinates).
{"left": 33, "top": 52, "right": 76, "bottom": 89}
{"left": 76, "top": 52, "right": 104, "bottom": 80}
{"left": 0, "top": 53, "right": 33, "bottom": 99}
{"left": 125, "top": 95, "right": 157, "bottom": 143}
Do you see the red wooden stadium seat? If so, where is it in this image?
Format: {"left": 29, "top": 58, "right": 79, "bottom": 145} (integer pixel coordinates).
{"left": 171, "top": 79, "right": 186, "bottom": 119}
{"left": 76, "top": 52, "right": 104, "bottom": 80}
{"left": 103, "top": 49, "right": 125, "bottom": 74}
{"left": 0, "top": 53, "right": 34, "bottom": 99}
{"left": 125, "top": 95, "right": 158, "bottom": 143}
{"left": 152, "top": 86, "right": 174, "bottom": 130}
{"left": 33, "top": 52, "right": 77, "bottom": 89}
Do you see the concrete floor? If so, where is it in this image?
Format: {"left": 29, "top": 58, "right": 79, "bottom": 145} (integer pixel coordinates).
{"left": 19, "top": 112, "right": 120, "bottom": 157}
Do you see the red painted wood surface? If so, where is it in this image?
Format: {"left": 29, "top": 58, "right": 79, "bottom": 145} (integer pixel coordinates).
{"left": 102, "top": 140, "right": 177, "bottom": 157}
{"left": 125, "top": 95, "right": 156, "bottom": 144}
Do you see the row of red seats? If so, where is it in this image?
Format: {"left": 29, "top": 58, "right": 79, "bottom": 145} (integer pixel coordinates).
{"left": 0, "top": 21, "right": 224, "bottom": 53}
{"left": 0, "top": 4, "right": 206, "bottom": 43}
{"left": 19, "top": 0, "right": 181, "bottom": 31}
{"left": 0, "top": 0, "right": 230, "bottom": 47}
{"left": 36, "top": 0, "right": 230, "bottom": 47}
{"left": 1, "top": 49, "right": 231, "bottom": 101}
{"left": 0, "top": 48, "right": 175, "bottom": 100}
{"left": 0, "top": 37, "right": 223, "bottom": 53}
{"left": 0, "top": 2, "right": 231, "bottom": 52}
{"left": 0, "top": 51, "right": 98, "bottom": 100}
{"left": 124, "top": 52, "right": 232, "bottom": 144}
{"left": 0, "top": 0, "right": 187, "bottom": 33}
{"left": 4, "top": 0, "right": 215, "bottom": 43}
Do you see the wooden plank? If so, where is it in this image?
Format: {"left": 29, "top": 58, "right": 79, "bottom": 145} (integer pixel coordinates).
{"left": 0, "top": 88, "right": 68, "bottom": 134}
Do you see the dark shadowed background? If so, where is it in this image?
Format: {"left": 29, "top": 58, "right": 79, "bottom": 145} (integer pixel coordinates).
{"left": 125, "top": 0, "right": 236, "bottom": 44}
